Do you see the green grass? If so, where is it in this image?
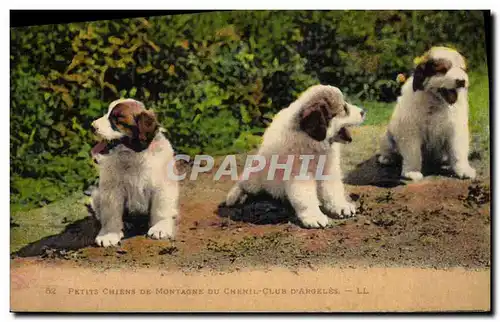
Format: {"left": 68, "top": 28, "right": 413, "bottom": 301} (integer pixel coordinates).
{"left": 468, "top": 67, "right": 491, "bottom": 156}
{"left": 10, "top": 193, "right": 90, "bottom": 253}
{"left": 356, "top": 100, "right": 394, "bottom": 126}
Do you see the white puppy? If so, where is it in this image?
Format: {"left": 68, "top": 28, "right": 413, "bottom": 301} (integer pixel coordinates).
{"left": 378, "top": 46, "right": 476, "bottom": 181}
{"left": 224, "top": 85, "right": 365, "bottom": 228}
{"left": 90, "top": 98, "right": 179, "bottom": 247}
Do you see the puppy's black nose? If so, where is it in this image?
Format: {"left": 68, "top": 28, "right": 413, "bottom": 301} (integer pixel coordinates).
{"left": 360, "top": 108, "right": 366, "bottom": 117}
{"left": 456, "top": 79, "right": 466, "bottom": 88}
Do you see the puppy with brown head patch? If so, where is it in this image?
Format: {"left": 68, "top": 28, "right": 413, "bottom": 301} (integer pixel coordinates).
{"left": 378, "top": 46, "right": 476, "bottom": 181}
{"left": 90, "top": 98, "right": 179, "bottom": 247}
{"left": 225, "top": 85, "right": 365, "bottom": 228}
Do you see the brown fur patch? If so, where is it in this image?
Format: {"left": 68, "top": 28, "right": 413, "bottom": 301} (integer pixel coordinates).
{"left": 136, "top": 110, "right": 159, "bottom": 144}
{"left": 413, "top": 58, "right": 452, "bottom": 91}
{"left": 109, "top": 101, "right": 159, "bottom": 147}
{"left": 299, "top": 94, "right": 346, "bottom": 142}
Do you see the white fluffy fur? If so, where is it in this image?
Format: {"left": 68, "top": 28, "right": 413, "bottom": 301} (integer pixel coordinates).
{"left": 378, "top": 47, "right": 476, "bottom": 181}
{"left": 225, "top": 85, "right": 365, "bottom": 228}
{"left": 91, "top": 98, "right": 179, "bottom": 247}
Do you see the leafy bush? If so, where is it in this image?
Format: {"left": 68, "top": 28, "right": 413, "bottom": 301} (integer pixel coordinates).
{"left": 296, "top": 10, "right": 487, "bottom": 101}
{"left": 10, "top": 11, "right": 488, "bottom": 208}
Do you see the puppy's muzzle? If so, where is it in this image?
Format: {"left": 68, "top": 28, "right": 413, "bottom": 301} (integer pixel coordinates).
{"left": 438, "top": 88, "right": 458, "bottom": 105}
{"left": 332, "top": 127, "right": 352, "bottom": 144}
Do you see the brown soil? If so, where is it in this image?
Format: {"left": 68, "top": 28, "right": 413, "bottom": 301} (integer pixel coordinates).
{"left": 11, "top": 168, "right": 491, "bottom": 272}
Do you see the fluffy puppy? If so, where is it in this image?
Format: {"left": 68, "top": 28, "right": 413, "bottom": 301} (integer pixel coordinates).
{"left": 378, "top": 46, "right": 476, "bottom": 181}
{"left": 90, "top": 98, "right": 179, "bottom": 247}
{"left": 224, "top": 85, "right": 365, "bottom": 228}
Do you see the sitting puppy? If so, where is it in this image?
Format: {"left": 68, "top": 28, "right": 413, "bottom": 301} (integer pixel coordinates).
{"left": 224, "top": 85, "right": 365, "bottom": 228}
{"left": 90, "top": 98, "right": 179, "bottom": 247}
{"left": 378, "top": 46, "right": 476, "bottom": 181}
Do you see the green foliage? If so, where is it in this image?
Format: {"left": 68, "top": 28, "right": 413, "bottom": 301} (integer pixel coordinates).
{"left": 10, "top": 11, "right": 488, "bottom": 209}
{"left": 296, "top": 10, "right": 487, "bottom": 101}
{"left": 468, "top": 67, "right": 490, "bottom": 157}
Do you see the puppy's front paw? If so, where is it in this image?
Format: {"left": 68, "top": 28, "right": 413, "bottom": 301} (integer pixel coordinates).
{"left": 95, "top": 231, "right": 124, "bottom": 247}
{"left": 402, "top": 171, "right": 424, "bottom": 181}
{"left": 148, "top": 220, "right": 175, "bottom": 240}
{"left": 298, "top": 209, "right": 329, "bottom": 228}
{"left": 453, "top": 164, "right": 476, "bottom": 180}
{"left": 326, "top": 201, "right": 357, "bottom": 219}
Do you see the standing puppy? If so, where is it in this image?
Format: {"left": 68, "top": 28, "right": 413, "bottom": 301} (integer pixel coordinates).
{"left": 225, "top": 85, "right": 365, "bottom": 228}
{"left": 90, "top": 98, "right": 179, "bottom": 247}
{"left": 378, "top": 46, "right": 476, "bottom": 181}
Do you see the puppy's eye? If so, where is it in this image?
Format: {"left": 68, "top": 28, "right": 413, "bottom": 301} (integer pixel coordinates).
{"left": 108, "top": 114, "right": 120, "bottom": 131}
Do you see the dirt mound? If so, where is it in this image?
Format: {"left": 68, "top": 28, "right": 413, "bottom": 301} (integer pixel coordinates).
{"left": 11, "top": 176, "right": 490, "bottom": 271}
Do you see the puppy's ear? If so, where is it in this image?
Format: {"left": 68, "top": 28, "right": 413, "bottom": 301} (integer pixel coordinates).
{"left": 299, "top": 100, "right": 332, "bottom": 141}
{"left": 412, "top": 58, "right": 451, "bottom": 91}
{"left": 412, "top": 62, "right": 427, "bottom": 91}
{"left": 135, "top": 110, "right": 159, "bottom": 144}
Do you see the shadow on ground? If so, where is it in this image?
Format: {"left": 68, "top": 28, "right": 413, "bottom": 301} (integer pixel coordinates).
{"left": 344, "top": 155, "right": 403, "bottom": 187}
{"left": 12, "top": 210, "right": 151, "bottom": 258}
{"left": 217, "top": 193, "right": 295, "bottom": 225}
{"left": 344, "top": 153, "right": 473, "bottom": 187}
{"left": 217, "top": 193, "right": 296, "bottom": 225}
{"left": 217, "top": 191, "right": 366, "bottom": 227}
